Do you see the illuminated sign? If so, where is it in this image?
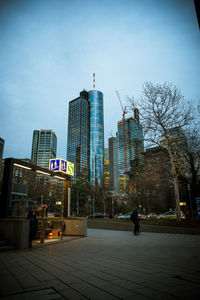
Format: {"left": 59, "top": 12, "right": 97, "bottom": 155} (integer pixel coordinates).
{"left": 180, "top": 202, "right": 186, "bottom": 206}
{"left": 49, "top": 159, "right": 74, "bottom": 176}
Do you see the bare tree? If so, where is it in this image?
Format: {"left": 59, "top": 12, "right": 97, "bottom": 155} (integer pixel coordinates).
{"left": 177, "top": 124, "right": 200, "bottom": 215}
{"left": 129, "top": 82, "right": 193, "bottom": 221}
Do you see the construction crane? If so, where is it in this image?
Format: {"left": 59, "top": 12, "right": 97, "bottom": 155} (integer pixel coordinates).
{"left": 116, "top": 90, "right": 127, "bottom": 175}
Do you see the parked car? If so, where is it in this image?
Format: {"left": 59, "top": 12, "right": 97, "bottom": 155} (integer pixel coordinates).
{"left": 47, "top": 212, "right": 60, "bottom": 218}
{"left": 158, "top": 211, "right": 185, "bottom": 219}
{"left": 117, "top": 213, "right": 132, "bottom": 219}
{"left": 117, "top": 212, "right": 147, "bottom": 220}
{"left": 146, "top": 213, "right": 158, "bottom": 218}
{"left": 138, "top": 213, "right": 147, "bottom": 219}
{"left": 87, "top": 213, "right": 108, "bottom": 218}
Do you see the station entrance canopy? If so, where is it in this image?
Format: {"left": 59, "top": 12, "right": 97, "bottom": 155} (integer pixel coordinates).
{"left": 0, "top": 158, "right": 72, "bottom": 218}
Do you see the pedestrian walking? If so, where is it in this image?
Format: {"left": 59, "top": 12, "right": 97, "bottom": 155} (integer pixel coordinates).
{"left": 131, "top": 207, "right": 140, "bottom": 236}
{"left": 27, "top": 209, "right": 38, "bottom": 248}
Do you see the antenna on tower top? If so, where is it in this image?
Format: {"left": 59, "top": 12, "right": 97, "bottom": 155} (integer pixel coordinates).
{"left": 93, "top": 73, "right": 95, "bottom": 89}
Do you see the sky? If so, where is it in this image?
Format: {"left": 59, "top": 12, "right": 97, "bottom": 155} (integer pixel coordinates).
{"left": 0, "top": 0, "right": 199, "bottom": 160}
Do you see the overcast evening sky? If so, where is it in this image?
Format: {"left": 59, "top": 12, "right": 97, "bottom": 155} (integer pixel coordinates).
{"left": 0, "top": 0, "right": 199, "bottom": 160}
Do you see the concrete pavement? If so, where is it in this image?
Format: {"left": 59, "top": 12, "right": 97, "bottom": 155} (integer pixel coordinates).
{"left": 0, "top": 229, "right": 200, "bottom": 299}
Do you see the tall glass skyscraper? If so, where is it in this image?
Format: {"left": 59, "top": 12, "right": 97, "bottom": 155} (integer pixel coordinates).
{"left": 88, "top": 90, "right": 104, "bottom": 185}
{"left": 67, "top": 91, "right": 89, "bottom": 180}
{"left": 31, "top": 130, "right": 57, "bottom": 169}
{"left": 67, "top": 89, "right": 104, "bottom": 185}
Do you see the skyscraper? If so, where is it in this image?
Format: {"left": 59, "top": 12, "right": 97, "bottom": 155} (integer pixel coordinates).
{"left": 117, "top": 116, "right": 144, "bottom": 191}
{"left": 67, "top": 91, "right": 89, "bottom": 180}
{"left": 104, "top": 148, "right": 110, "bottom": 190}
{"left": 88, "top": 90, "right": 104, "bottom": 185}
{"left": 31, "top": 130, "right": 57, "bottom": 169}
{"left": 67, "top": 89, "right": 104, "bottom": 185}
{"left": 0, "top": 138, "right": 5, "bottom": 159}
{"left": 109, "top": 137, "right": 118, "bottom": 192}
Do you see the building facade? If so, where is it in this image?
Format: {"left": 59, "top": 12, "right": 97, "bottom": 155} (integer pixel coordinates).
{"left": 67, "top": 89, "right": 104, "bottom": 185}
{"left": 31, "top": 130, "right": 57, "bottom": 169}
{"left": 0, "top": 138, "right": 5, "bottom": 159}
{"left": 0, "top": 158, "right": 65, "bottom": 217}
{"left": 109, "top": 137, "right": 118, "bottom": 192}
{"left": 88, "top": 90, "right": 104, "bottom": 185}
{"left": 117, "top": 117, "right": 144, "bottom": 191}
{"left": 104, "top": 148, "right": 110, "bottom": 190}
{"left": 67, "top": 91, "right": 89, "bottom": 180}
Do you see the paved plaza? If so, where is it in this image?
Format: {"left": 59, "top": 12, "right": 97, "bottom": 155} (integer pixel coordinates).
{"left": 0, "top": 229, "right": 200, "bottom": 299}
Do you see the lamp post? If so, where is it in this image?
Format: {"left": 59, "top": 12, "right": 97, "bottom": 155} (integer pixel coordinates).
{"left": 111, "top": 194, "right": 114, "bottom": 217}
{"left": 76, "top": 186, "right": 79, "bottom": 216}
{"left": 92, "top": 198, "right": 95, "bottom": 218}
{"left": 187, "top": 183, "right": 192, "bottom": 217}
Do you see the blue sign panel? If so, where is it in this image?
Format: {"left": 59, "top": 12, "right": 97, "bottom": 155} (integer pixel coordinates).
{"left": 49, "top": 158, "right": 74, "bottom": 176}
{"left": 61, "top": 159, "right": 67, "bottom": 173}
{"left": 49, "top": 159, "right": 60, "bottom": 171}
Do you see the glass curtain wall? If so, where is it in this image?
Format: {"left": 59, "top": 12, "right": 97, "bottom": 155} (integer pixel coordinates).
{"left": 89, "top": 90, "right": 104, "bottom": 186}
{"left": 118, "top": 118, "right": 144, "bottom": 191}
{"left": 31, "top": 130, "right": 57, "bottom": 169}
{"left": 67, "top": 92, "right": 89, "bottom": 180}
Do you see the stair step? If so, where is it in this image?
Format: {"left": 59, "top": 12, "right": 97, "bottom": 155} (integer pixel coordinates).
{"left": 0, "top": 240, "right": 8, "bottom": 247}
{"left": 0, "top": 245, "right": 15, "bottom": 252}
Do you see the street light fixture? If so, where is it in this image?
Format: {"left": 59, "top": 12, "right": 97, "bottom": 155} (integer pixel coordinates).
{"left": 77, "top": 186, "right": 79, "bottom": 215}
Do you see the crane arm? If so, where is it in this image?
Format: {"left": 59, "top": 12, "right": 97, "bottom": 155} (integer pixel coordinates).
{"left": 116, "top": 90, "right": 124, "bottom": 112}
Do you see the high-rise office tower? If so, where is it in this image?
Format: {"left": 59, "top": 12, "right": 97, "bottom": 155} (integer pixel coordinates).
{"left": 104, "top": 148, "right": 110, "bottom": 190}
{"left": 67, "top": 91, "right": 89, "bottom": 180}
{"left": 31, "top": 130, "right": 57, "bottom": 169}
{"left": 88, "top": 90, "right": 104, "bottom": 185}
{"left": 109, "top": 137, "right": 118, "bottom": 192}
{"left": 0, "top": 138, "right": 5, "bottom": 159}
{"left": 117, "top": 116, "right": 144, "bottom": 191}
{"left": 67, "top": 89, "right": 104, "bottom": 185}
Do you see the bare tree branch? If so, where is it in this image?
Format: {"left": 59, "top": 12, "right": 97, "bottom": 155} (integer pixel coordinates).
{"left": 128, "top": 82, "right": 193, "bottom": 221}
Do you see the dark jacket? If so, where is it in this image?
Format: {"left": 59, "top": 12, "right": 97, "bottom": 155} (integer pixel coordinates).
{"left": 131, "top": 210, "right": 140, "bottom": 223}
{"left": 27, "top": 212, "right": 38, "bottom": 236}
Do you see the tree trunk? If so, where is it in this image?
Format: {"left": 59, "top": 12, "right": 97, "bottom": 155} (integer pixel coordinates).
{"left": 173, "top": 177, "right": 181, "bottom": 221}
{"left": 168, "top": 148, "right": 181, "bottom": 221}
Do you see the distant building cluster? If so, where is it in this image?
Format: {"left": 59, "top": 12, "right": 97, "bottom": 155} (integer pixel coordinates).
{"left": 2, "top": 79, "right": 199, "bottom": 219}
{"left": 1, "top": 82, "right": 189, "bottom": 198}
{"left": 65, "top": 88, "right": 144, "bottom": 192}
{"left": 0, "top": 85, "right": 155, "bottom": 194}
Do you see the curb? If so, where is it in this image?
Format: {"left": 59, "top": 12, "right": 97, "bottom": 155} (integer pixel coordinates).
{"left": 87, "top": 220, "right": 200, "bottom": 235}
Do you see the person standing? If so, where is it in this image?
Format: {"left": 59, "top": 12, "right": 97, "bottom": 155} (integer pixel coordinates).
{"left": 131, "top": 207, "right": 140, "bottom": 236}
{"left": 27, "top": 209, "right": 38, "bottom": 248}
